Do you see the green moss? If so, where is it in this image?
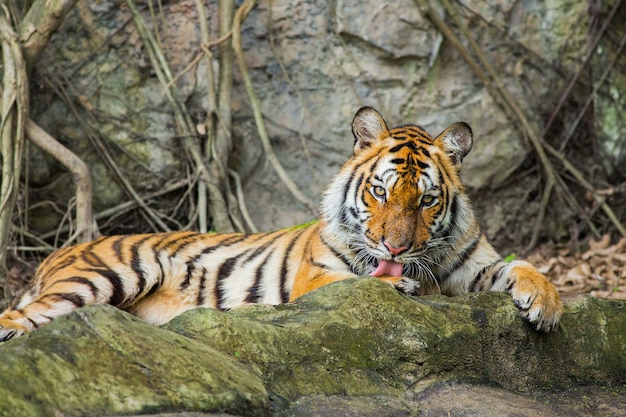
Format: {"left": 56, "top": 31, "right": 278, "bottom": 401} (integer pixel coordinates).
{"left": 283, "top": 219, "right": 319, "bottom": 232}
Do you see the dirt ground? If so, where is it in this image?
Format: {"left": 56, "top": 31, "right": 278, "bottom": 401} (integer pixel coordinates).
{"left": 527, "top": 235, "right": 626, "bottom": 300}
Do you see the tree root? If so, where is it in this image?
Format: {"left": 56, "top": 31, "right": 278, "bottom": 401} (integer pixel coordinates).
{"left": 232, "top": 0, "right": 317, "bottom": 214}
{"left": 0, "top": 14, "right": 28, "bottom": 282}
{"left": 24, "top": 120, "right": 95, "bottom": 245}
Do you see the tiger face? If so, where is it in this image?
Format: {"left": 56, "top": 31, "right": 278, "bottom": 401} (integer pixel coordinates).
{"left": 322, "top": 107, "right": 476, "bottom": 282}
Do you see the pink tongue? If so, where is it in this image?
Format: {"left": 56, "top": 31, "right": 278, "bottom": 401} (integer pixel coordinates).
{"left": 371, "top": 259, "right": 404, "bottom": 277}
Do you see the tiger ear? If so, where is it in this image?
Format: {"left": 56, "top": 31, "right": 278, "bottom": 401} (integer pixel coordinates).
{"left": 435, "top": 122, "right": 473, "bottom": 170}
{"left": 351, "top": 107, "right": 390, "bottom": 155}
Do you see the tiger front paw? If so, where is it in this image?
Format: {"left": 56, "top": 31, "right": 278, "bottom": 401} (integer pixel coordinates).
{"left": 0, "top": 319, "right": 29, "bottom": 342}
{"left": 509, "top": 265, "right": 563, "bottom": 332}
{"left": 394, "top": 277, "right": 421, "bottom": 296}
{"left": 374, "top": 275, "right": 421, "bottom": 296}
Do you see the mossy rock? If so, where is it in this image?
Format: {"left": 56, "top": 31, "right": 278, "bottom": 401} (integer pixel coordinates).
{"left": 0, "top": 307, "right": 269, "bottom": 417}
{"left": 0, "top": 278, "right": 624, "bottom": 416}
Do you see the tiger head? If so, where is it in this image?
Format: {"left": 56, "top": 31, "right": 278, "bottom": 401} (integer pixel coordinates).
{"left": 322, "top": 106, "right": 478, "bottom": 283}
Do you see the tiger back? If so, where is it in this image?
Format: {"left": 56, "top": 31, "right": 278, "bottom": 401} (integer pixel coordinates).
{"left": 0, "top": 107, "right": 562, "bottom": 342}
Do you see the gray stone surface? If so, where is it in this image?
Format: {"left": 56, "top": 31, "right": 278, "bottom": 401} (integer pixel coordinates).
{"left": 28, "top": 0, "right": 593, "bottom": 236}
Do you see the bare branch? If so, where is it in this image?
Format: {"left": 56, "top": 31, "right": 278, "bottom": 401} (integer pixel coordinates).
{"left": 0, "top": 13, "right": 28, "bottom": 279}
{"left": 232, "top": 0, "right": 317, "bottom": 214}
{"left": 25, "top": 119, "right": 95, "bottom": 244}
{"left": 126, "top": 0, "right": 236, "bottom": 232}
{"left": 17, "top": 0, "right": 79, "bottom": 68}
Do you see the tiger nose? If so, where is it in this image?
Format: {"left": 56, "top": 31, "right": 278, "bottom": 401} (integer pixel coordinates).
{"left": 383, "top": 240, "right": 409, "bottom": 256}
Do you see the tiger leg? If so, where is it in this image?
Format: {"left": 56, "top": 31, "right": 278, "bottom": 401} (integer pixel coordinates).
{"left": 476, "top": 260, "right": 562, "bottom": 332}
{"left": 0, "top": 274, "right": 119, "bottom": 342}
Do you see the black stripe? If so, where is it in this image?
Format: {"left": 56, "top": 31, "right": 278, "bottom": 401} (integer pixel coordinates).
{"left": 245, "top": 250, "right": 275, "bottom": 304}
{"left": 216, "top": 253, "right": 249, "bottom": 310}
{"left": 438, "top": 168, "right": 446, "bottom": 189}
{"left": 180, "top": 234, "right": 249, "bottom": 290}
{"left": 89, "top": 268, "right": 126, "bottom": 306}
{"left": 145, "top": 251, "right": 166, "bottom": 298}
{"left": 433, "top": 168, "right": 448, "bottom": 230}
{"left": 82, "top": 238, "right": 103, "bottom": 253}
{"left": 45, "top": 255, "right": 78, "bottom": 278}
{"left": 360, "top": 187, "right": 371, "bottom": 208}
{"left": 39, "top": 246, "right": 73, "bottom": 271}
{"left": 341, "top": 170, "right": 358, "bottom": 208}
{"left": 354, "top": 172, "right": 365, "bottom": 198}
{"left": 340, "top": 207, "right": 351, "bottom": 225}
{"left": 157, "top": 232, "right": 199, "bottom": 252}
{"left": 45, "top": 292, "right": 86, "bottom": 308}
{"left": 430, "top": 188, "right": 447, "bottom": 221}
{"left": 470, "top": 266, "right": 488, "bottom": 292}
{"left": 197, "top": 267, "right": 209, "bottom": 306}
{"left": 150, "top": 233, "right": 177, "bottom": 251}
{"left": 417, "top": 159, "right": 429, "bottom": 170}
{"left": 390, "top": 141, "right": 421, "bottom": 154}
{"left": 130, "top": 235, "right": 154, "bottom": 297}
{"left": 391, "top": 158, "right": 405, "bottom": 165}
{"left": 81, "top": 250, "right": 107, "bottom": 268}
{"left": 506, "top": 275, "right": 515, "bottom": 292}
{"left": 27, "top": 316, "right": 39, "bottom": 329}
{"left": 365, "top": 229, "right": 378, "bottom": 245}
{"left": 279, "top": 230, "right": 307, "bottom": 303}
{"left": 469, "top": 259, "right": 501, "bottom": 292}
{"left": 310, "top": 259, "right": 332, "bottom": 271}
{"left": 320, "top": 233, "right": 352, "bottom": 269}
{"left": 79, "top": 237, "right": 110, "bottom": 268}
{"left": 112, "top": 235, "right": 128, "bottom": 264}
{"left": 390, "top": 125, "right": 431, "bottom": 139}
{"left": 445, "top": 234, "right": 482, "bottom": 278}
{"left": 242, "top": 232, "right": 286, "bottom": 264}
{"left": 437, "top": 194, "right": 458, "bottom": 237}
{"left": 52, "top": 277, "right": 100, "bottom": 299}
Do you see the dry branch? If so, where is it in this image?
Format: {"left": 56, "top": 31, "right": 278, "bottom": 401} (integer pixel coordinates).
{"left": 126, "top": 0, "right": 238, "bottom": 233}
{"left": 0, "top": 14, "right": 28, "bottom": 278}
{"left": 17, "top": 0, "right": 79, "bottom": 68}
{"left": 41, "top": 69, "right": 172, "bottom": 234}
{"left": 37, "top": 179, "right": 189, "bottom": 242}
{"left": 25, "top": 119, "right": 95, "bottom": 244}
{"left": 232, "top": 0, "right": 316, "bottom": 214}
{"left": 194, "top": 0, "right": 212, "bottom": 233}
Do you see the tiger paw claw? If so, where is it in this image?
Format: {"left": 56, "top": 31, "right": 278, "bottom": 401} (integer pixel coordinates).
{"left": 394, "top": 277, "right": 421, "bottom": 296}
{"left": 0, "top": 327, "right": 19, "bottom": 342}
{"left": 511, "top": 285, "right": 562, "bottom": 332}
{"left": 0, "top": 319, "right": 29, "bottom": 342}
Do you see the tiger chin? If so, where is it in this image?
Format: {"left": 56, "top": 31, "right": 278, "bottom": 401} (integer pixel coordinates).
{"left": 0, "top": 107, "right": 562, "bottom": 342}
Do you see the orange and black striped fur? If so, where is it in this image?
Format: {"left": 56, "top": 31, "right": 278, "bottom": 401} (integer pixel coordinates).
{"left": 0, "top": 107, "right": 562, "bottom": 341}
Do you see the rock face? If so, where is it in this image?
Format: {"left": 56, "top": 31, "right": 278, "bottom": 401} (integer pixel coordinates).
{"left": 27, "top": 0, "right": 596, "bottom": 245}
{"left": 1, "top": 278, "right": 624, "bottom": 416}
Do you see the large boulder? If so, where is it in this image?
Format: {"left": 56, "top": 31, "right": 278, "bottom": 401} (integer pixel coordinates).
{"left": 0, "top": 278, "right": 624, "bottom": 416}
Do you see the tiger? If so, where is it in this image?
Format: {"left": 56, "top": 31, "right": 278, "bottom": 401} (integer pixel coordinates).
{"left": 0, "top": 106, "right": 562, "bottom": 342}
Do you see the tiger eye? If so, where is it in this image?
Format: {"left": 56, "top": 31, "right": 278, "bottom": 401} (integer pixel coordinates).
{"left": 372, "top": 186, "right": 386, "bottom": 197}
{"left": 422, "top": 195, "right": 434, "bottom": 205}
